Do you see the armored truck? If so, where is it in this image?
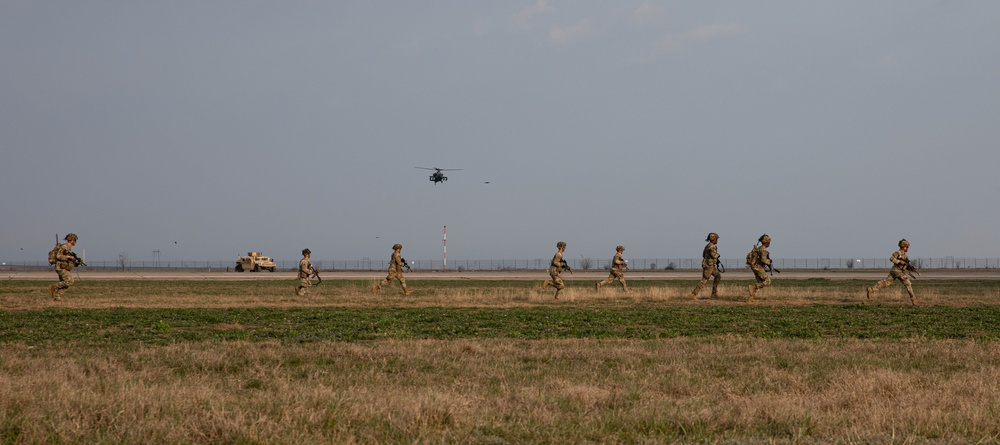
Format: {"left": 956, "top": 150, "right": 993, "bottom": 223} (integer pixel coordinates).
{"left": 235, "top": 252, "right": 276, "bottom": 272}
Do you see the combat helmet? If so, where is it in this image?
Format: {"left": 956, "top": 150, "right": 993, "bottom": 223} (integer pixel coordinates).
{"left": 556, "top": 241, "right": 567, "bottom": 249}
{"left": 706, "top": 232, "right": 719, "bottom": 242}
{"left": 616, "top": 245, "right": 624, "bottom": 251}
{"left": 898, "top": 239, "right": 910, "bottom": 249}
{"left": 64, "top": 233, "right": 78, "bottom": 242}
{"left": 758, "top": 234, "right": 771, "bottom": 244}
{"left": 302, "top": 248, "right": 311, "bottom": 255}
{"left": 392, "top": 243, "right": 402, "bottom": 250}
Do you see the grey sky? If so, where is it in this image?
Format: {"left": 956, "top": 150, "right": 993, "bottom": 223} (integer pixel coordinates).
{"left": 3, "top": 1, "right": 999, "bottom": 264}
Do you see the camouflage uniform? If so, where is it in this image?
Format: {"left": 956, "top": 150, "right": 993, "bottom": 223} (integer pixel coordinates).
{"left": 691, "top": 234, "right": 721, "bottom": 299}
{"left": 543, "top": 242, "right": 567, "bottom": 298}
{"left": 596, "top": 246, "right": 627, "bottom": 291}
{"left": 867, "top": 240, "right": 918, "bottom": 305}
{"left": 374, "top": 244, "right": 411, "bottom": 295}
{"left": 49, "top": 235, "right": 79, "bottom": 300}
{"left": 296, "top": 252, "right": 314, "bottom": 296}
{"left": 747, "top": 235, "right": 772, "bottom": 302}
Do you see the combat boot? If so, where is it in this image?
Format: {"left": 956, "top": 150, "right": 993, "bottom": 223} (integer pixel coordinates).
{"left": 689, "top": 292, "right": 698, "bottom": 301}
{"left": 543, "top": 281, "right": 550, "bottom": 289}
{"left": 866, "top": 287, "right": 873, "bottom": 299}
{"left": 404, "top": 288, "right": 412, "bottom": 296}
{"left": 910, "top": 297, "right": 920, "bottom": 305}
{"left": 710, "top": 292, "right": 719, "bottom": 299}
{"left": 372, "top": 285, "right": 379, "bottom": 296}
{"left": 595, "top": 282, "right": 601, "bottom": 290}
{"left": 294, "top": 285, "right": 300, "bottom": 295}
{"left": 747, "top": 284, "right": 756, "bottom": 303}
{"left": 49, "top": 284, "right": 56, "bottom": 298}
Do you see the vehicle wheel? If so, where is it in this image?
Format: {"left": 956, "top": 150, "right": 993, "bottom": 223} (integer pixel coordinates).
{"left": 235, "top": 264, "right": 244, "bottom": 272}
{"left": 269, "top": 267, "right": 275, "bottom": 272}
{"left": 253, "top": 264, "right": 260, "bottom": 272}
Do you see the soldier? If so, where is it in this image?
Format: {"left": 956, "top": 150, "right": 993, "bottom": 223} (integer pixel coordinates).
{"left": 690, "top": 232, "right": 721, "bottom": 300}
{"left": 295, "top": 248, "right": 316, "bottom": 296}
{"left": 746, "top": 234, "right": 777, "bottom": 302}
{"left": 48, "top": 233, "right": 83, "bottom": 301}
{"left": 867, "top": 239, "right": 920, "bottom": 305}
{"left": 542, "top": 241, "right": 570, "bottom": 298}
{"left": 596, "top": 245, "right": 628, "bottom": 292}
{"left": 372, "top": 243, "right": 412, "bottom": 296}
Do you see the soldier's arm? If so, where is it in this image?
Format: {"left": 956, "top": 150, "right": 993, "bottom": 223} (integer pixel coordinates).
{"left": 889, "top": 252, "right": 905, "bottom": 266}
{"left": 760, "top": 248, "right": 771, "bottom": 265}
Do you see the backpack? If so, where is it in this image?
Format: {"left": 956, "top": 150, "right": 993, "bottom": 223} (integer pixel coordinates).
{"left": 48, "top": 243, "right": 60, "bottom": 265}
{"left": 745, "top": 245, "right": 759, "bottom": 267}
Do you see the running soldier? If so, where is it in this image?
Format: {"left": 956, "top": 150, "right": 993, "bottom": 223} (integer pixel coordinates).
{"left": 867, "top": 239, "right": 920, "bottom": 305}
{"left": 48, "top": 233, "right": 85, "bottom": 301}
{"left": 373, "top": 243, "right": 412, "bottom": 296}
{"left": 690, "top": 232, "right": 721, "bottom": 300}
{"left": 543, "top": 241, "right": 570, "bottom": 298}
{"left": 746, "top": 234, "right": 778, "bottom": 302}
{"left": 596, "top": 245, "right": 628, "bottom": 292}
{"left": 295, "top": 248, "right": 316, "bottom": 296}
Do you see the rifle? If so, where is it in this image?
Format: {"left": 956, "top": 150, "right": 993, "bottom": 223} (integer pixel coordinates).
{"left": 401, "top": 258, "right": 412, "bottom": 272}
{"left": 716, "top": 260, "right": 726, "bottom": 274}
{"left": 900, "top": 258, "right": 920, "bottom": 279}
{"left": 561, "top": 260, "right": 573, "bottom": 274}
{"left": 310, "top": 264, "right": 321, "bottom": 285}
{"left": 764, "top": 253, "right": 780, "bottom": 275}
{"left": 68, "top": 251, "right": 88, "bottom": 267}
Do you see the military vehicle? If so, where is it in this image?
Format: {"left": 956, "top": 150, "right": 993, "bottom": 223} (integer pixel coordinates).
{"left": 235, "top": 252, "right": 277, "bottom": 272}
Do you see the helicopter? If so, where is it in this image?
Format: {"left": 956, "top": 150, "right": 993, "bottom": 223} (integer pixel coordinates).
{"left": 416, "top": 167, "right": 462, "bottom": 184}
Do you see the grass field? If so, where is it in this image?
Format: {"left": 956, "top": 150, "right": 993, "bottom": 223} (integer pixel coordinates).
{"left": 2, "top": 278, "right": 999, "bottom": 443}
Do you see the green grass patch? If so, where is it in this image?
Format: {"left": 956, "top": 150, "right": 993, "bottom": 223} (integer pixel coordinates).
{"left": 2, "top": 304, "right": 999, "bottom": 346}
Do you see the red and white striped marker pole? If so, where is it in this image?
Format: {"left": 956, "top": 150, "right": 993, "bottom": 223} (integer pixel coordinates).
{"left": 443, "top": 226, "right": 447, "bottom": 271}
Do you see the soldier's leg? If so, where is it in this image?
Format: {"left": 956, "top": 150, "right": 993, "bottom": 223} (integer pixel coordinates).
{"left": 297, "top": 277, "right": 310, "bottom": 296}
{"left": 754, "top": 267, "right": 770, "bottom": 290}
{"left": 691, "top": 267, "right": 711, "bottom": 297}
{"left": 617, "top": 271, "right": 627, "bottom": 291}
{"left": 748, "top": 266, "right": 768, "bottom": 301}
{"left": 899, "top": 275, "right": 917, "bottom": 303}
{"left": 373, "top": 274, "right": 394, "bottom": 295}
{"left": 546, "top": 271, "right": 559, "bottom": 289}
{"left": 553, "top": 275, "right": 565, "bottom": 298}
{"left": 54, "top": 269, "right": 73, "bottom": 299}
{"left": 598, "top": 272, "right": 615, "bottom": 288}
{"left": 872, "top": 274, "right": 894, "bottom": 291}
{"left": 378, "top": 275, "right": 392, "bottom": 288}
{"left": 711, "top": 269, "right": 721, "bottom": 296}
{"left": 398, "top": 274, "right": 412, "bottom": 295}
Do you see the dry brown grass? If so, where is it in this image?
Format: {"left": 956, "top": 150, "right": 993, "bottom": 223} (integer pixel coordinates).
{"left": 4, "top": 278, "right": 997, "bottom": 310}
{"left": 2, "top": 338, "right": 999, "bottom": 443}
